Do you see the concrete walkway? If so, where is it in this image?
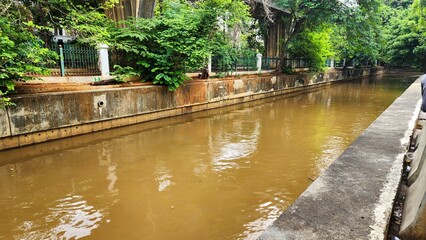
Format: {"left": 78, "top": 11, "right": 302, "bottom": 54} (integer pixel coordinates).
{"left": 258, "top": 78, "right": 422, "bottom": 239}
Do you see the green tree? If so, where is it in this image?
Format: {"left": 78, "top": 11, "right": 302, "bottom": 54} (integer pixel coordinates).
{"left": 332, "top": 1, "right": 383, "bottom": 68}
{"left": 384, "top": 0, "right": 413, "bottom": 9}
{"left": 62, "top": 3, "right": 115, "bottom": 47}
{"left": 287, "top": 26, "right": 335, "bottom": 71}
{"left": 18, "top": 0, "right": 104, "bottom": 46}
{"left": 273, "top": 0, "right": 343, "bottom": 71}
{"left": 384, "top": 0, "right": 426, "bottom": 70}
{"left": 0, "top": 1, "right": 56, "bottom": 106}
{"left": 0, "top": 0, "right": 111, "bottom": 106}
{"left": 271, "top": 0, "right": 384, "bottom": 72}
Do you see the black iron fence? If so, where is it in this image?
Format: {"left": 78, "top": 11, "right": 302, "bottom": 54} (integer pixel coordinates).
{"left": 262, "top": 57, "right": 312, "bottom": 70}
{"left": 211, "top": 55, "right": 257, "bottom": 73}
{"left": 30, "top": 44, "right": 100, "bottom": 77}
{"left": 27, "top": 45, "right": 380, "bottom": 78}
{"left": 262, "top": 57, "right": 279, "bottom": 70}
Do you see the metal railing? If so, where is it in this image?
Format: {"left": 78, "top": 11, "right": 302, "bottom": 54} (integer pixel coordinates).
{"left": 262, "top": 57, "right": 312, "bottom": 70}
{"left": 31, "top": 44, "right": 100, "bottom": 76}
{"left": 61, "top": 44, "right": 99, "bottom": 76}
{"left": 211, "top": 55, "right": 257, "bottom": 73}
{"left": 334, "top": 60, "right": 345, "bottom": 68}
{"left": 262, "top": 57, "right": 280, "bottom": 70}
{"left": 283, "top": 58, "right": 312, "bottom": 68}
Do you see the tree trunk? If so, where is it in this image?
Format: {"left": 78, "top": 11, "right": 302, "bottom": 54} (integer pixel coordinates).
{"left": 273, "top": 39, "right": 290, "bottom": 74}
{"left": 137, "top": 0, "right": 156, "bottom": 18}
{"left": 106, "top": 0, "right": 156, "bottom": 22}
{"left": 273, "top": 29, "right": 298, "bottom": 74}
{"left": 273, "top": 19, "right": 302, "bottom": 74}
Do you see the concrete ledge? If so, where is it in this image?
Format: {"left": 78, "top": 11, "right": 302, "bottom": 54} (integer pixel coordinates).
{"left": 258, "top": 77, "right": 421, "bottom": 239}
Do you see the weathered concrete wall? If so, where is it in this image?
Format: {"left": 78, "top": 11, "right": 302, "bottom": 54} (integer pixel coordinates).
{"left": 0, "top": 67, "right": 383, "bottom": 151}
{"left": 258, "top": 75, "right": 421, "bottom": 239}
{"left": 0, "top": 107, "right": 10, "bottom": 136}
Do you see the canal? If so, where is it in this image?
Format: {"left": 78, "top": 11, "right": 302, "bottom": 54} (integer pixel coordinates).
{"left": 0, "top": 74, "right": 416, "bottom": 240}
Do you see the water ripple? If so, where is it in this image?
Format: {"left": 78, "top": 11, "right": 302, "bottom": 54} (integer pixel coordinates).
{"left": 14, "top": 195, "right": 103, "bottom": 240}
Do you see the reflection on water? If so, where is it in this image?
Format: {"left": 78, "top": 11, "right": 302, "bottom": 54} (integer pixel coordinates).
{"left": 209, "top": 109, "right": 261, "bottom": 171}
{"left": 238, "top": 200, "right": 283, "bottom": 240}
{"left": 15, "top": 195, "right": 103, "bottom": 240}
{"left": 0, "top": 75, "right": 417, "bottom": 240}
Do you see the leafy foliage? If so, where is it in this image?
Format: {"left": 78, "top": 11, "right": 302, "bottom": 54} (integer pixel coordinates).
{"left": 0, "top": 0, "right": 109, "bottom": 106}
{"left": 111, "top": 65, "right": 139, "bottom": 82}
{"left": 0, "top": 1, "right": 57, "bottom": 106}
{"left": 272, "top": 0, "right": 344, "bottom": 71}
{"left": 384, "top": 0, "right": 413, "bottom": 9}
{"left": 288, "top": 26, "right": 335, "bottom": 71}
{"left": 384, "top": 0, "right": 426, "bottom": 70}
{"left": 332, "top": 1, "right": 383, "bottom": 67}
{"left": 110, "top": 2, "right": 208, "bottom": 90}
{"left": 62, "top": 3, "right": 115, "bottom": 47}
{"left": 110, "top": 0, "right": 250, "bottom": 90}
{"left": 272, "top": 0, "right": 385, "bottom": 71}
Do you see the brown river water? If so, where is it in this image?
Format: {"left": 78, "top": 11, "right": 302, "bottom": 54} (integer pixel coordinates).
{"left": 0, "top": 74, "right": 417, "bottom": 240}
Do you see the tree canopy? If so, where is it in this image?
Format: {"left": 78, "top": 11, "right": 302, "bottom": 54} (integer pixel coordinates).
{"left": 272, "top": 0, "right": 385, "bottom": 70}
{"left": 0, "top": 0, "right": 57, "bottom": 105}
{"left": 384, "top": 0, "right": 426, "bottom": 70}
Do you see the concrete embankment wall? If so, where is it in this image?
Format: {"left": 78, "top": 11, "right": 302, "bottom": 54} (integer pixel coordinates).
{"left": 0, "top": 67, "right": 383, "bottom": 151}
{"left": 259, "top": 75, "right": 423, "bottom": 239}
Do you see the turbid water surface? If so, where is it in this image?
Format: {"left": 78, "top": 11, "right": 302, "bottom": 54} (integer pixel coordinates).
{"left": 0, "top": 74, "right": 416, "bottom": 239}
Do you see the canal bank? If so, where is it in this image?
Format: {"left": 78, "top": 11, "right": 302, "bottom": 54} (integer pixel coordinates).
{"left": 258, "top": 75, "right": 424, "bottom": 239}
{"left": 0, "top": 67, "right": 383, "bottom": 151}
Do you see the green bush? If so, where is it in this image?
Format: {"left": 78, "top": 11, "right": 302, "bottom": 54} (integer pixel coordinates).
{"left": 287, "top": 27, "right": 335, "bottom": 72}
{"left": 0, "top": 3, "right": 57, "bottom": 106}
{"left": 110, "top": 0, "right": 249, "bottom": 90}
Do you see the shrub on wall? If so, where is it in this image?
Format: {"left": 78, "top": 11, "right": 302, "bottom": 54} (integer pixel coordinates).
{"left": 287, "top": 27, "right": 335, "bottom": 72}
{"left": 0, "top": 2, "right": 57, "bottom": 106}
{"left": 110, "top": 4, "right": 210, "bottom": 90}
{"left": 110, "top": 0, "right": 250, "bottom": 90}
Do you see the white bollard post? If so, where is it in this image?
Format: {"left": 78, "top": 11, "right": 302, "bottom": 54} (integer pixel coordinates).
{"left": 98, "top": 43, "right": 110, "bottom": 78}
{"left": 256, "top": 53, "right": 262, "bottom": 73}
{"left": 208, "top": 55, "right": 212, "bottom": 75}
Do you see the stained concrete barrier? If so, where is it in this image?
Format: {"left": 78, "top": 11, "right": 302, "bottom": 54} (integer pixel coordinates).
{"left": 0, "top": 68, "right": 383, "bottom": 151}
{"left": 0, "top": 108, "right": 10, "bottom": 138}
{"left": 407, "top": 125, "right": 426, "bottom": 186}
{"left": 399, "top": 86, "right": 426, "bottom": 239}
{"left": 258, "top": 77, "right": 421, "bottom": 239}
{"left": 400, "top": 152, "right": 426, "bottom": 238}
